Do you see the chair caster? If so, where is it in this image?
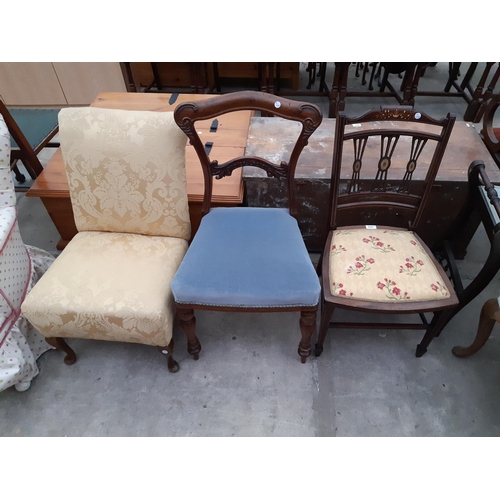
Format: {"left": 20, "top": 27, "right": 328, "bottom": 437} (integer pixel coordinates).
{"left": 314, "top": 344, "right": 323, "bottom": 357}
{"left": 415, "top": 344, "right": 427, "bottom": 358}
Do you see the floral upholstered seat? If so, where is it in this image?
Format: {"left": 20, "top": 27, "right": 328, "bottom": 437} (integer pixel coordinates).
{"left": 329, "top": 228, "right": 451, "bottom": 303}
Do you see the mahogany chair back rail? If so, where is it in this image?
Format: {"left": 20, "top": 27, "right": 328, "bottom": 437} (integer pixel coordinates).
{"left": 328, "top": 106, "right": 456, "bottom": 232}
{"left": 480, "top": 93, "right": 500, "bottom": 167}
{"left": 174, "top": 90, "right": 322, "bottom": 217}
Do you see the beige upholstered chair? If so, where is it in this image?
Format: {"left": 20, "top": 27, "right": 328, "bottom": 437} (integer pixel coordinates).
{"left": 21, "top": 107, "right": 191, "bottom": 372}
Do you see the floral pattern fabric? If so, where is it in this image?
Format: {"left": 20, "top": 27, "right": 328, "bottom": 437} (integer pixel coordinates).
{"left": 329, "top": 228, "right": 451, "bottom": 303}
{"left": 58, "top": 107, "right": 191, "bottom": 240}
{"left": 21, "top": 231, "right": 188, "bottom": 347}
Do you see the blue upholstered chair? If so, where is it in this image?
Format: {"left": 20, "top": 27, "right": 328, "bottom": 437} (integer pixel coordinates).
{"left": 172, "top": 91, "right": 322, "bottom": 363}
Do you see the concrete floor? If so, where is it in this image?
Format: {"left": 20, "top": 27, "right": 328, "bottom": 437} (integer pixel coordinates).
{"left": 1, "top": 62, "right": 500, "bottom": 437}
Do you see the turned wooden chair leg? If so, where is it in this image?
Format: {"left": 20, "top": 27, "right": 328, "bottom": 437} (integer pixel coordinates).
{"left": 452, "top": 298, "right": 500, "bottom": 357}
{"left": 298, "top": 308, "right": 317, "bottom": 364}
{"left": 177, "top": 307, "right": 201, "bottom": 360}
{"left": 45, "top": 337, "right": 77, "bottom": 365}
{"left": 158, "top": 339, "right": 180, "bottom": 373}
{"left": 314, "top": 300, "right": 335, "bottom": 357}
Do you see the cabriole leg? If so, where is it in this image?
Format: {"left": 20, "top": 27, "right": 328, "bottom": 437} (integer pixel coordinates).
{"left": 452, "top": 298, "right": 499, "bottom": 357}
{"left": 158, "top": 339, "right": 180, "bottom": 373}
{"left": 45, "top": 337, "right": 77, "bottom": 365}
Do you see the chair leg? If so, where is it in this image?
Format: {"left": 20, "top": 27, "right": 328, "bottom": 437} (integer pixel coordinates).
{"left": 298, "top": 308, "right": 317, "bottom": 364}
{"left": 314, "top": 299, "right": 335, "bottom": 357}
{"left": 177, "top": 307, "right": 201, "bottom": 360}
{"left": 45, "top": 337, "right": 77, "bottom": 365}
{"left": 158, "top": 339, "right": 180, "bottom": 373}
{"left": 452, "top": 298, "right": 499, "bottom": 357}
{"left": 11, "top": 163, "right": 26, "bottom": 183}
{"left": 415, "top": 309, "right": 454, "bottom": 357}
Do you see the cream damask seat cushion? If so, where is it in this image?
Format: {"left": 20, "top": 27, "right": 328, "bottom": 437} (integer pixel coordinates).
{"left": 22, "top": 231, "right": 188, "bottom": 346}
{"left": 329, "top": 228, "right": 451, "bottom": 303}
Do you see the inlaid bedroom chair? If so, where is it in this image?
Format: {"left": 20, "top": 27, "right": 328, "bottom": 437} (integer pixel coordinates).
{"left": 21, "top": 107, "right": 191, "bottom": 372}
{"left": 315, "top": 106, "right": 457, "bottom": 358}
{"left": 171, "top": 91, "right": 322, "bottom": 363}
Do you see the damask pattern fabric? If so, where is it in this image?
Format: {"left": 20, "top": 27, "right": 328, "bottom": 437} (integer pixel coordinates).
{"left": 58, "top": 107, "right": 191, "bottom": 240}
{"left": 329, "top": 228, "right": 451, "bottom": 303}
{"left": 21, "top": 231, "right": 188, "bottom": 346}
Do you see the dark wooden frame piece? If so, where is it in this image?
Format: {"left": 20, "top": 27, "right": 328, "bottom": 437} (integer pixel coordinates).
{"left": 0, "top": 99, "right": 58, "bottom": 185}
{"left": 480, "top": 93, "right": 500, "bottom": 168}
{"left": 433, "top": 160, "right": 500, "bottom": 352}
{"left": 315, "top": 105, "right": 459, "bottom": 358}
{"left": 173, "top": 91, "right": 323, "bottom": 363}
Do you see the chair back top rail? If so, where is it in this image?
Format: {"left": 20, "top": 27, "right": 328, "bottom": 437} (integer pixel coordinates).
{"left": 481, "top": 94, "right": 500, "bottom": 157}
{"left": 174, "top": 91, "right": 322, "bottom": 216}
{"left": 328, "top": 106, "right": 456, "bottom": 231}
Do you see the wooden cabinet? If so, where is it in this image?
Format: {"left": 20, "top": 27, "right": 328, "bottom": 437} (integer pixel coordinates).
{"left": 0, "top": 62, "right": 127, "bottom": 106}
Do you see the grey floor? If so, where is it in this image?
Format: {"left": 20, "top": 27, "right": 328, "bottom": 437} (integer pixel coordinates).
{"left": 1, "top": 62, "right": 500, "bottom": 437}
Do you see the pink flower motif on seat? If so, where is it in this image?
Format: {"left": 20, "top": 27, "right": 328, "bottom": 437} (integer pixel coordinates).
{"left": 376, "top": 278, "right": 411, "bottom": 300}
{"left": 399, "top": 256, "right": 425, "bottom": 276}
{"left": 346, "top": 255, "right": 375, "bottom": 275}
{"left": 363, "top": 235, "right": 396, "bottom": 253}
{"left": 332, "top": 282, "right": 354, "bottom": 297}
{"left": 331, "top": 244, "right": 347, "bottom": 255}
{"left": 430, "top": 281, "right": 449, "bottom": 296}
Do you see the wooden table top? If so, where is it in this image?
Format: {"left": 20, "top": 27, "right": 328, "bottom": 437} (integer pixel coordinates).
{"left": 244, "top": 117, "right": 500, "bottom": 183}
{"left": 27, "top": 92, "right": 253, "bottom": 204}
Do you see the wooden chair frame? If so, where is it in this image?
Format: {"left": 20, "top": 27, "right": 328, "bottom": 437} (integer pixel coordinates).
{"left": 0, "top": 99, "right": 58, "bottom": 184}
{"left": 173, "top": 91, "right": 323, "bottom": 363}
{"left": 316, "top": 106, "right": 458, "bottom": 358}
{"left": 480, "top": 93, "right": 500, "bottom": 168}
{"left": 433, "top": 160, "right": 500, "bottom": 349}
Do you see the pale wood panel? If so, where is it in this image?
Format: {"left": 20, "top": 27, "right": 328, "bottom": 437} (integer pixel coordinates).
{"left": 53, "top": 63, "right": 127, "bottom": 105}
{"left": 0, "top": 62, "right": 67, "bottom": 106}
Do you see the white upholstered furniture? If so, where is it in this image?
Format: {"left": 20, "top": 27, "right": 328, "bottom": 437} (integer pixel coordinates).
{"left": 21, "top": 107, "right": 190, "bottom": 372}
{"left": 0, "top": 113, "right": 55, "bottom": 392}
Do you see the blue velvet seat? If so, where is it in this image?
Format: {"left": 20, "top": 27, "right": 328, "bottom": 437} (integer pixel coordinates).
{"left": 172, "top": 208, "right": 320, "bottom": 308}
{"left": 172, "top": 91, "right": 323, "bottom": 363}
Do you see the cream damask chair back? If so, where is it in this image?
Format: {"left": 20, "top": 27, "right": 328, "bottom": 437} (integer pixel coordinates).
{"left": 22, "top": 107, "right": 191, "bottom": 373}
{"left": 0, "top": 113, "right": 55, "bottom": 392}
